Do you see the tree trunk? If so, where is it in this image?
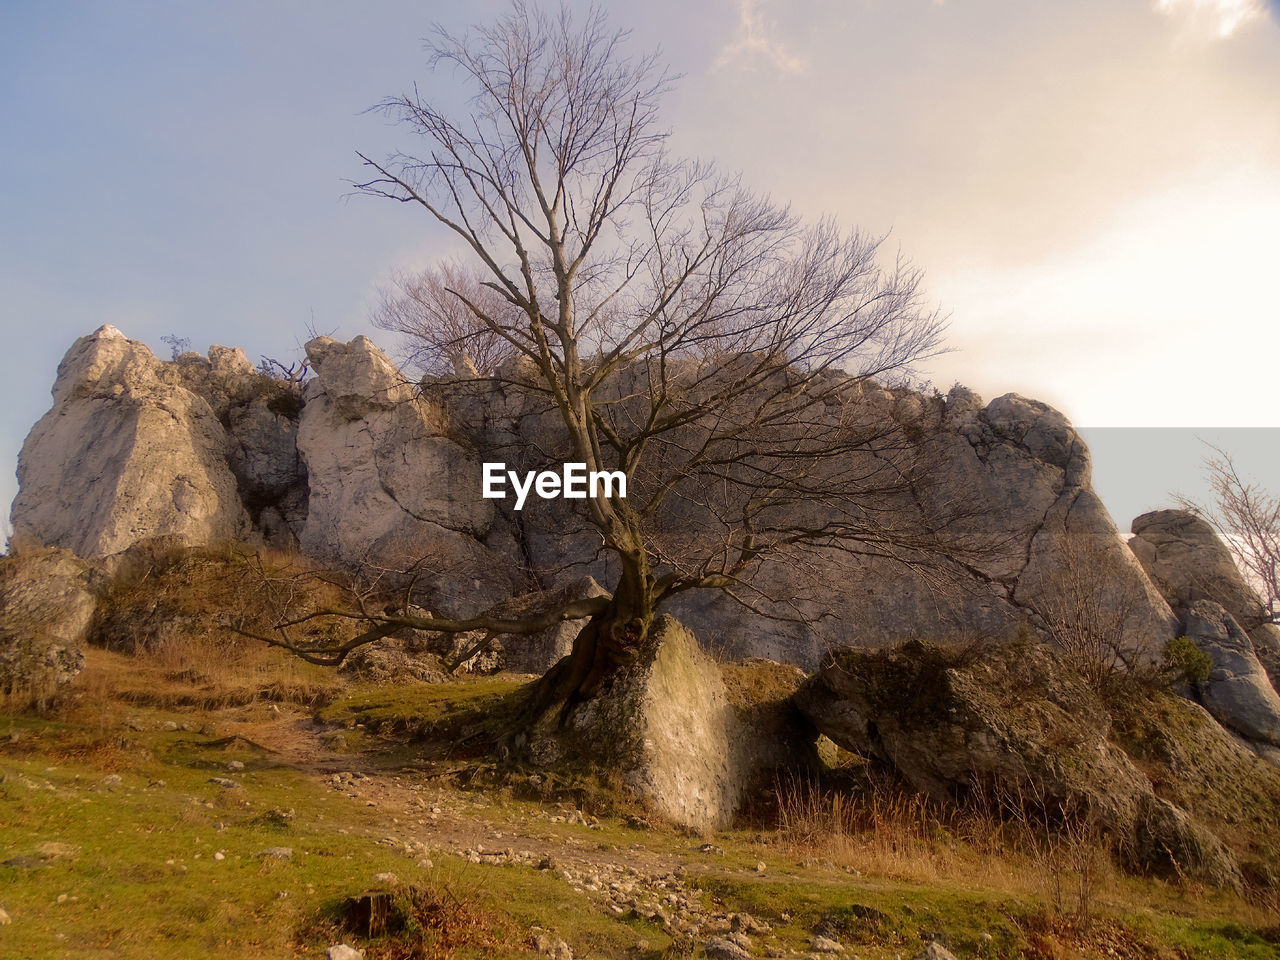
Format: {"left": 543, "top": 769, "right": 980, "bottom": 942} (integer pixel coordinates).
{"left": 511, "top": 553, "right": 656, "bottom": 735}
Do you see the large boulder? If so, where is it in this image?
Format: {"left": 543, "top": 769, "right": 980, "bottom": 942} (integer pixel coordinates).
{"left": 796, "top": 640, "right": 1242, "bottom": 886}
{"left": 1182, "top": 601, "right": 1280, "bottom": 748}
{"left": 11, "top": 326, "right": 250, "bottom": 557}
{"left": 542, "top": 616, "right": 812, "bottom": 833}
{"left": 0, "top": 549, "right": 100, "bottom": 704}
{"left": 295, "top": 336, "right": 523, "bottom": 616}
{"left": 1130, "top": 510, "right": 1267, "bottom": 627}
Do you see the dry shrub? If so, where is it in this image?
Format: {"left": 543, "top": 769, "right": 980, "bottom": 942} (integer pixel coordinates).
{"left": 302, "top": 876, "right": 508, "bottom": 960}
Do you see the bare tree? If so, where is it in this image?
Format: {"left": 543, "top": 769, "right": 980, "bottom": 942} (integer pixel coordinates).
{"left": 1176, "top": 442, "right": 1280, "bottom": 625}
{"left": 247, "top": 3, "right": 968, "bottom": 726}
{"left": 373, "top": 261, "right": 516, "bottom": 376}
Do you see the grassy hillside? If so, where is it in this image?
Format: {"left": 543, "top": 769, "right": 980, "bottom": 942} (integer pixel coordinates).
{"left": 4, "top": 636, "right": 1279, "bottom": 960}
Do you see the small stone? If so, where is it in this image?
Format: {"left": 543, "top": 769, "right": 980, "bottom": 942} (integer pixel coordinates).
{"left": 213, "top": 852, "right": 225, "bottom": 861}
{"left": 258, "top": 847, "right": 293, "bottom": 860}
{"left": 755, "top": 860, "right": 767, "bottom": 874}
{"left": 914, "top": 943, "right": 958, "bottom": 960}
{"left": 326, "top": 945, "right": 363, "bottom": 960}
{"left": 732, "top": 912, "right": 771, "bottom": 934}
{"left": 0, "top": 906, "right": 10, "bottom": 925}
{"left": 373, "top": 872, "right": 399, "bottom": 885}
{"left": 99, "top": 774, "right": 123, "bottom": 788}
{"left": 227, "top": 760, "right": 245, "bottom": 772}
{"left": 705, "top": 937, "right": 752, "bottom": 960}
{"left": 534, "top": 933, "right": 573, "bottom": 959}
{"left": 160, "top": 721, "right": 179, "bottom": 731}
{"left": 207, "top": 777, "right": 239, "bottom": 789}
{"left": 417, "top": 858, "right": 434, "bottom": 869}
{"left": 811, "top": 935, "right": 844, "bottom": 953}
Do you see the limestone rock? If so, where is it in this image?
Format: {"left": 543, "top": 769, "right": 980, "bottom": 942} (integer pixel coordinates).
{"left": 545, "top": 621, "right": 814, "bottom": 833}
{"left": 1183, "top": 601, "right": 1280, "bottom": 748}
{"left": 296, "top": 336, "right": 521, "bottom": 616}
{"left": 11, "top": 326, "right": 249, "bottom": 557}
{"left": 1130, "top": 510, "right": 1267, "bottom": 628}
{"left": 0, "top": 548, "right": 99, "bottom": 702}
{"left": 797, "top": 640, "right": 1149, "bottom": 824}
{"left": 1127, "top": 794, "right": 1242, "bottom": 890}
{"left": 1130, "top": 509, "right": 1280, "bottom": 689}
{"left": 498, "top": 385, "right": 1177, "bottom": 667}
{"left": 553, "top": 616, "right": 737, "bottom": 832}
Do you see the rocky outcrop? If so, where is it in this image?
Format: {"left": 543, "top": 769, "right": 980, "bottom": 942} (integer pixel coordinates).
{"left": 10, "top": 329, "right": 1178, "bottom": 667}
{"left": 1130, "top": 511, "right": 1266, "bottom": 626}
{"left": 796, "top": 640, "right": 1243, "bottom": 887}
{"left": 449, "top": 378, "right": 1178, "bottom": 668}
{"left": 1130, "top": 509, "right": 1280, "bottom": 689}
{"left": 0, "top": 548, "right": 100, "bottom": 703}
{"left": 11, "top": 326, "right": 251, "bottom": 558}
{"left": 1182, "top": 601, "right": 1280, "bottom": 748}
{"left": 296, "top": 336, "right": 523, "bottom": 616}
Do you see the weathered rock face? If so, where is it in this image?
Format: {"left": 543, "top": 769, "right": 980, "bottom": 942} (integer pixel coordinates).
{"left": 543, "top": 616, "right": 812, "bottom": 833}
{"left": 0, "top": 548, "right": 99, "bottom": 702}
{"left": 11, "top": 329, "right": 1178, "bottom": 668}
{"left": 1182, "top": 601, "right": 1280, "bottom": 748}
{"left": 1129, "top": 509, "right": 1280, "bottom": 689}
{"left": 796, "top": 640, "right": 1242, "bottom": 887}
{"left": 296, "top": 336, "right": 523, "bottom": 616}
{"left": 1130, "top": 510, "right": 1269, "bottom": 629}
{"left": 12, "top": 326, "right": 251, "bottom": 557}
{"left": 553, "top": 616, "right": 738, "bottom": 832}
{"left": 446, "top": 378, "right": 1178, "bottom": 668}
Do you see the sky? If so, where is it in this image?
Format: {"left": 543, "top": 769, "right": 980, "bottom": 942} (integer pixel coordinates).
{"left": 2, "top": 0, "right": 1279, "bottom": 532}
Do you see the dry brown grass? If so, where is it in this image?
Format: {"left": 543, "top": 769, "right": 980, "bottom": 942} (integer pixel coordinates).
{"left": 773, "top": 770, "right": 1109, "bottom": 911}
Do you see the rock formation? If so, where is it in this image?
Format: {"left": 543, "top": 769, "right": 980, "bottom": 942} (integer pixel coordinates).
{"left": 296, "top": 336, "right": 522, "bottom": 616}
{"left": 11, "top": 326, "right": 251, "bottom": 558}
{"left": 0, "top": 548, "right": 100, "bottom": 703}
{"left": 796, "top": 639, "right": 1245, "bottom": 887}
{"left": 5, "top": 328, "right": 1185, "bottom": 668}
{"left": 1130, "top": 508, "right": 1280, "bottom": 688}
{"left": 1181, "top": 601, "right": 1280, "bottom": 749}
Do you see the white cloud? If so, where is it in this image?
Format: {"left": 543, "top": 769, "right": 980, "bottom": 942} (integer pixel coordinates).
{"left": 714, "top": 0, "right": 807, "bottom": 74}
{"left": 1155, "top": 0, "right": 1266, "bottom": 38}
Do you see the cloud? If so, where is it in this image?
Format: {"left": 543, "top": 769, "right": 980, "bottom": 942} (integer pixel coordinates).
{"left": 1154, "top": 0, "right": 1267, "bottom": 38}
{"left": 714, "top": 0, "right": 807, "bottom": 74}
